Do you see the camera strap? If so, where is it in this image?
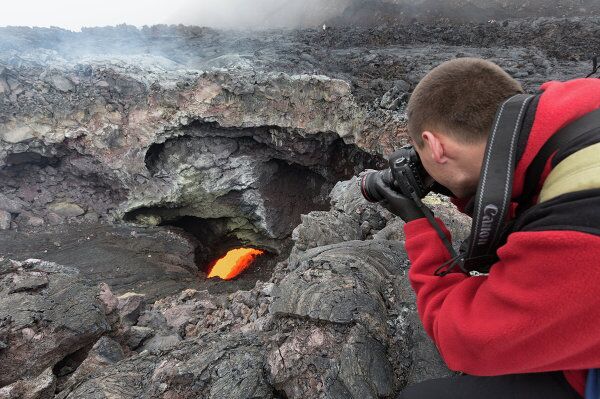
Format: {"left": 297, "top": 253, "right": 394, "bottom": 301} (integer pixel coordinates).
{"left": 435, "top": 94, "right": 534, "bottom": 276}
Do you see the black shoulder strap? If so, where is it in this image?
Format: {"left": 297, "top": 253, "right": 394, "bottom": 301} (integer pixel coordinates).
{"left": 436, "top": 94, "right": 600, "bottom": 276}
{"left": 462, "top": 94, "right": 534, "bottom": 272}
{"left": 435, "top": 94, "right": 534, "bottom": 276}
{"left": 517, "top": 107, "right": 600, "bottom": 213}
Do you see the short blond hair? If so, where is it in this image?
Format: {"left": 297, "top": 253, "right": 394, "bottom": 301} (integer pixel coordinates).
{"left": 407, "top": 58, "right": 523, "bottom": 147}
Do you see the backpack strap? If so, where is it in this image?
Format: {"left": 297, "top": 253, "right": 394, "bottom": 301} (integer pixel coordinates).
{"left": 538, "top": 142, "right": 600, "bottom": 203}
{"left": 517, "top": 107, "right": 600, "bottom": 213}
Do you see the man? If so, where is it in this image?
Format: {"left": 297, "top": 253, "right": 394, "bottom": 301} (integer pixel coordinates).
{"left": 373, "top": 58, "right": 600, "bottom": 398}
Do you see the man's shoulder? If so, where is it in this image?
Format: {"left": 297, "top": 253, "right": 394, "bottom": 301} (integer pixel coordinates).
{"left": 512, "top": 188, "right": 600, "bottom": 238}
{"left": 534, "top": 78, "right": 600, "bottom": 132}
{"left": 513, "top": 78, "right": 600, "bottom": 201}
{"left": 539, "top": 78, "right": 600, "bottom": 95}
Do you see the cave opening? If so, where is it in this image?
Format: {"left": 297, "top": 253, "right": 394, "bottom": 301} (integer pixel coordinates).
{"left": 4, "top": 151, "right": 60, "bottom": 167}
{"left": 125, "top": 123, "right": 386, "bottom": 287}
{"left": 162, "top": 215, "right": 281, "bottom": 287}
{"left": 0, "top": 143, "right": 126, "bottom": 226}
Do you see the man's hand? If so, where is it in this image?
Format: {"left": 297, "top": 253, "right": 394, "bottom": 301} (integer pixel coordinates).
{"left": 372, "top": 173, "right": 426, "bottom": 222}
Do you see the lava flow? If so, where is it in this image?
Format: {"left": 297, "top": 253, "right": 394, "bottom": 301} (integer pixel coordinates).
{"left": 207, "top": 248, "right": 265, "bottom": 280}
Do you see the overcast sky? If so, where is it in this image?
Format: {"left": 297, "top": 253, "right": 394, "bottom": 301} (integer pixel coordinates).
{"left": 0, "top": 0, "right": 350, "bottom": 30}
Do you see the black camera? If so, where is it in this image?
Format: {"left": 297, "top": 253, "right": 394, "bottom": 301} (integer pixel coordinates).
{"left": 360, "top": 145, "right": 435, "bottom": 202}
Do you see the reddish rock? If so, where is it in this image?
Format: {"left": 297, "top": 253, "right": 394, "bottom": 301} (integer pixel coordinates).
{"left": 117, "top": 292, "right": 146, "bottom": 326}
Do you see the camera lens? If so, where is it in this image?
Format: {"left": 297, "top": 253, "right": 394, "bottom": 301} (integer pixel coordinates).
{"left": 360, "top": 169, "right": 392, "bottom": 202}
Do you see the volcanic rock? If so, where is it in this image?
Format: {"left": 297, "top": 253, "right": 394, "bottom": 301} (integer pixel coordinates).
{"left": 47, "top": 201, "right": 86, "bottom": 218}
{"left": 0, "top": 210, "right": 10, "bottom": 230}
{"left": 0, "top": 258, "right": 110, "bottom": 387}
{"left": 56, "top": 336, "right": 125, "bottom": 397}
{"left": 0, "top": 194, "right": 26, "bottom": 214}
{"left": 46, "top": 213, "right": 64, "bottom": 225}
{"left": 25, "top": 216, "right": 45, "bottom": 227}
{"left": 328, "top": 0, "right": 600, "bottom": 26}
{"left": 266, "top": 175, "right": 468, "bottom": 397}
{"left": 291, "top": 210, "right": 362, "bottom": 252}
{"left": 48, "top": 75, "right": 75, "bottom": 93}
{"left": 97, "top": 282, "right": 119, "bottom": 315}
{"left": 380, "top": 80, "right": 411, "bottom": 111}
{"left": 0, "top": 11, "right": 596, "bottom": 399}
{"left": 117, "top": 292, "right": 147, "bottom": 326}
{"left": 139, "top": 334, "right": 181, "bottom": 353}
{"left": 269, "top": 240, "right": 410, "bottom": 398}
{"left": 0, "top": 224, "right": 200, "bottom": 301}
{"left": 0, "top": 367, "right": 56, "bottom": 399}
{"left": 124, "top": 326, "right": 154, "bottom": 349}
{"left": 65, "top": 333, "right": 273, "bottom": 399}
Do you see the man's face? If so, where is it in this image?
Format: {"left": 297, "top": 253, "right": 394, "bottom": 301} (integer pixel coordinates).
{"left": 412, "top": 133, "right": 486, "bottom": 199}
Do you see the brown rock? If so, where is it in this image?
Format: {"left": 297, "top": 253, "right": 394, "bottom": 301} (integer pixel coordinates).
{"left": 0, "top": 259, "right": 110, "bottom": 386}
{"left": 117, "top": 292, "right": 146, "bottom": 326}
{"left": 0, "top": 367, "right": 56, "bottom": 399}
{"left": 47, "top": 202, "right": 85, "bottom": 218}
{"left": 97, "top": 283, "right": 119, "bottom": 315}
{"left": 26, "top": 216, "right": 45, "bottom": 227}
{"left": 0, "top": 210, "right": 11, "bottom": 230}
{"left": 57, "top": 336, "right": 124, "bottom": 395}
{"left": 163, "top": 304, "right": 197, "bottom": 333}
{"left": 125, "top": 326, "right": 154, "bottom": 349}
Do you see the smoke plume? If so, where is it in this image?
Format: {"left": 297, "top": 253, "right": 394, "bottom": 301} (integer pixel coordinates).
{"left": 167, "top": 0, "right": 353, "bottom": 29}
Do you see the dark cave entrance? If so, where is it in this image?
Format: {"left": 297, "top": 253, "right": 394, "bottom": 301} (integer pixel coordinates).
{"left": 167, "top": 216, "right": 278, "bottom": 276}
{"left": 162, "top": 215, "right": 281, "bottom": 293}
{"left": 125, "top": 123, "right": 386, "bottom": 288}
{"left": 0, "top": 143, "right": 126, "bottom": 226}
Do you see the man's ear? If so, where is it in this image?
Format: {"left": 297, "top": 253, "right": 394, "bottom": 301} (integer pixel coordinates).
{"left": 422, "top": 131, "right": 448, "bottom": 164}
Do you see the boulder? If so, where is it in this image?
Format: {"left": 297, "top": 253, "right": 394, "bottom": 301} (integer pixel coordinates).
{"left": 48, "top": 75, "right": 75, "bottom": 92}
{"left": 26, "top": 216, "right": 45, "bottom": 227}
{"left": 124, "top": 326, "right": 154, "bottom": 349}
{"left": 0, "top": 258, "right": 110, "bottom": 386}
{"left": 0, "top": 210, "right": 10, "bottom": 230}
{"left": 0, "top": 367, "right": 56, "bottom": 399}
{"left": 0, "top": 194, "right": 27, "bottom": 214}
{"left": 65, "top": 333, "right": 274, "bottom": 399}
{"left": 47, "top": 201, "right": 85, "bottom": 218}
{"left": 56, "top": 336, "right": 125, "bottom": 397}
{"left": 291, "top": 210, "right": 362, "bottom": 253}
{"left": 269, "top": 237, "right": 453, "bottom": 398}
{"left": 117, "top": 292, "right": 147, "bottom": 326}
{"left": 140, "top": 334, "right": 181, "bottom": 352}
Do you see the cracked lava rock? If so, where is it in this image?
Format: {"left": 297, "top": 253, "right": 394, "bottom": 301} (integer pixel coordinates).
{"left": 0, "top": 6, "right": 599, "bottom": 399}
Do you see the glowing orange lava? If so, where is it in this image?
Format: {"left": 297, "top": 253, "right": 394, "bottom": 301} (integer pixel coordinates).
{"left": 207, "top": 248, "right": 264, "bottom": 280}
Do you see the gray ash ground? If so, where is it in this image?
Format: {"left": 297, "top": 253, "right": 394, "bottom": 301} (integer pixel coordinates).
{"left": 0, "top": 12, "right": 599, "bottom": 399}
{"left": 2, "top": 17, "right": 599, "bottom": 101}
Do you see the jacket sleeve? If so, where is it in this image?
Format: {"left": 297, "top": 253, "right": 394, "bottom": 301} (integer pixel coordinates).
{"left": 404, "top": 217, "right": 600, "bottom": 375}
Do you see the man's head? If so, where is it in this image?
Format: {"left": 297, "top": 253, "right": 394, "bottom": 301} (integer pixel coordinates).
{"left": 407, "top": 58, "right": 523, "bottom": 198}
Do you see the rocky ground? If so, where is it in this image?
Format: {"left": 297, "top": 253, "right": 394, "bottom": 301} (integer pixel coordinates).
{"left": 0, "top": 11, "right": 599, "bottom": 399}
{"left": 330, "top": 0, "right": 600, "bottom": 25}
{"left": 0, "top": 180, "right": 470, "bottom": 399}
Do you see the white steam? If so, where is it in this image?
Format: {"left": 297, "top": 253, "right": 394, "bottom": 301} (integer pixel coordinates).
{"left": 0, "top": 0, "right": 353, "bottom": 30}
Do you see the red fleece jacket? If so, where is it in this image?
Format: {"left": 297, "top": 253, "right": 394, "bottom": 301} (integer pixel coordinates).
{"left": 404, "top": 78, "right": 600, "bottom": 397}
